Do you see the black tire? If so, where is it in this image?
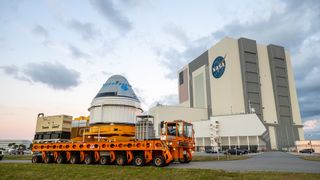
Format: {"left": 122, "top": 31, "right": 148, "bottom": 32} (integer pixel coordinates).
{"left": 84, "top": 155, "right": 94, "bottom": 165}
{"left": 134, "top": 155, "right": 145, "bottom": 167}
{"left": 70, "top": 154, "right": 79, "bottom": 164}
{"left": 178, "top": 158, "right": 185, "bottom": 163}
{"left": 31, "top": 156, "right": 41, "bottom": 163}
{"left": 100, "top": 156, "right": 111, "bottom": 165}
{"left": 44, "top": 156, "right": 53, "bottom": 164}
{"left": 56, "top": 155, "right": 65, "bottom": 164}
{"left": 116, "top": 154, "right": 127, "bottom": 166}
{"left": 153, "top": 155, "right": 165, "bottom": 167}
{"left": 179, "top": 154, "right": 190, "bottom": 164}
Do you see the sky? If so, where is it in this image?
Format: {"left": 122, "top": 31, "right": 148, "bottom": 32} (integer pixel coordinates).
{"left": 0, "top": 0, "right": 319, "bottom": 140}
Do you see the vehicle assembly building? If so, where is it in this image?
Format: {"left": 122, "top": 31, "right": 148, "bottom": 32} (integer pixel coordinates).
{"left": 150, "top": 37, "right": 304, "bottom": 151}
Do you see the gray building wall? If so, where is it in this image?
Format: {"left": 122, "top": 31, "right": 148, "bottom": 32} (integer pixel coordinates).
{"left": 188, "top": 51, "right": 212, "bottom": 118}
{"left": 267, "top": 45, "right": 299, "bottom": 149}
{"left": 238, "top": 38, "right": 271, "bottom": 149}
{"left": 179, "top": 68, "right": 189, "bottom": 103}
{"left": 238, "top": 38, "right": 263, "bottom": 120}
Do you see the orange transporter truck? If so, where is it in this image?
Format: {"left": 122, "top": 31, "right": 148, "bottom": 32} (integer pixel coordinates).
{"left": 32, "top": 115, "right": 195, "bottom": 167}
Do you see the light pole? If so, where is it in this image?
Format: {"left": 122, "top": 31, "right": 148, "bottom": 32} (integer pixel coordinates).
{"left": 309, "top": 134, "right": 312, "bottom": 150}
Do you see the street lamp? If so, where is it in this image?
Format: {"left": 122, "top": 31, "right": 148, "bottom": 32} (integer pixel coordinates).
{"left": 309, "top": 134, "right": 312, "bottom": 150}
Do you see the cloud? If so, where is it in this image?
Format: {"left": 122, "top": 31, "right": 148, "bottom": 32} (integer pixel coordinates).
{"left": 150, "top": 94, "right": 178, "bottom": 108}
{"left": 0, "top": 62, "right": 81, "bottom": 90}
{"left": 31, "top": 25, "right": 51, "bottom": 45}
{"left": 303, "top": 119, "right": 320, "bottom": 140}
{"left": 90, "top": 0, "right": 132, "bottom": 33}
{"left": 163, "top": 24, "right": 190, "bottom": 45}
{"left": 299, "top": 98, "right": 320, "bottom": 119}
{"left": 157, "top": 0, "right": 320, "bottom": 120}
{"left": 159, "top": 0, "right": 319, "bottom": 72}
{"left": 32, "top": 25, "right": 49, "bottom": 38}
{"left": 132, "top": 87, "right": 147, "bottom": 107}
{"left": 293, "top": 34, "right": 320, "bottom": 119}
{"left": 101, "top": 71, "right": 112, "bottom": 76}
{"left": 0, "top": 65, "right": 19, "bottom": 75}
{"left": 0, "top": 65, "right": 31, "bottom": 82}
{"left": 68, "top": 19, "right": 101, "bottom": 41}
{"left": 303, "top": 119, "right": 319, "bottom": 131}
{"left": 157, "top": 25, "right": 217, "bottom": 79}
{"left": 23, "top": 62, "right": 81, "bottom": 90}
{"left": 206, "top": 0, "right": 320, "bottom": 51}
{"left": 68, "top": 44, "right": 90, "bottom": 60}
{"left": 160, "top": 94, "right": 178, "bottom": 105}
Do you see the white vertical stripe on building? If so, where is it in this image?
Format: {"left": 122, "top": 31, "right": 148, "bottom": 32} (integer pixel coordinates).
{"left": 237, "top": 136, "right": 240, "bottom": 148}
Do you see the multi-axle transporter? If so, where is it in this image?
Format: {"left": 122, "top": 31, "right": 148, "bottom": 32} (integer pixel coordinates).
{"left": 32, "top": 119, "right": 194, "bottom": 167}
{"left": 31, "top": 75, "right": 195, "bottom": 167}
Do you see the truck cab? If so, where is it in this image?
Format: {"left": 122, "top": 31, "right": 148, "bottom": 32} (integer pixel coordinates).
{"left": 160, "top": 120, "right": 195, "bottom": 163}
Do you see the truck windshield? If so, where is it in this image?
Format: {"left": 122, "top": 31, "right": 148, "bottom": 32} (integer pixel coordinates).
{"left": 178, "top": 122, "right": 183, "bottom": 136}
{"left": 184, "top": 124, "right": 193, "bottom": 138}
{"left": 167, "top": 124, "right": 176, "bottom": 136}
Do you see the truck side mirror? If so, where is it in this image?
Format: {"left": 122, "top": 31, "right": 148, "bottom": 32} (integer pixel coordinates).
{"left": 160, "top": 121, "right": 164, "bottom": 128}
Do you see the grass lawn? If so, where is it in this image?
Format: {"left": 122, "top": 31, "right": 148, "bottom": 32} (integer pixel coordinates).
{"left": 301, "top": 156, "right": 320, "bottom": 161}
{"left": 3, "top": 155, "right": 33, "bottom": 160}
{"left": 0, "top": 163, "right": 319, "bottom": 180}
{"left": 192, "top": 155, "right": 249, "bottom": 161}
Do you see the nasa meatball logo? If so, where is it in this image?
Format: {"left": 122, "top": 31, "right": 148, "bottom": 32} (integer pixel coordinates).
{"left": 211, "top": 55, "right": 226, "bottom": 79}
{"left": 121, "top": 84, "right": 129, "bottom": 91}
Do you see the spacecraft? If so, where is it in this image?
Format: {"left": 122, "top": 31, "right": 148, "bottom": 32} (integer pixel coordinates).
{"left": 87, "top": 75, "right": 143, "bottom": 141}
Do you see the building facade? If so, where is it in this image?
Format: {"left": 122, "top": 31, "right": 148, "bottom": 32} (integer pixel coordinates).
{"left": 177, "top": 37, "right": 304, "bottom": 150}
{"left": 193, "top": 114, "right": 267, "bottom": 151}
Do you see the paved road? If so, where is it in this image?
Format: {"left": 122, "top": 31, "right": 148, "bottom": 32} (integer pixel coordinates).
{"left": 169, "top": 152, "right": 320, "bottom": 173}
{"left": 1, "top": 152, "right": 320, "bottom": 173}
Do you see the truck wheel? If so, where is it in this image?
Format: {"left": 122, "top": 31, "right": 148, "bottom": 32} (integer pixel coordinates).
{"left": 179, "top": 154, "right": 190, "bottom": 164}
{"left": 56, "top": 155, "right": 65, "bottom": 164}
{"left": 153, "top": 155, "right": 165, "bottom": 167}
{"left": 178, "top": 157, "right": 186, "bottom": 163}
{"left": 99, "top": 156, "right": 111, "bottom": 165}
{"left": 70, "top": 154, "right": 79, "bottom": 164}
{"left": 134, "top": 155, "right": 145, "bottom": 167}
{"left": 116, "top": 154, "right": 127, "bottom": 166}
{"left": 85, "top": 155, "right": 94, "bottom": 165}
{"left": 32, "top": 156, "right": 41, "bottom": 163}
{"left": 44, "top": 156, "right": 53, "bottom": 164}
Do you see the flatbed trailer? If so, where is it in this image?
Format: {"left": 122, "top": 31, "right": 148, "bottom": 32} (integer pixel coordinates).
{"left": 32, "top": 120, "right": 194, "bottom": 167}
